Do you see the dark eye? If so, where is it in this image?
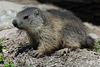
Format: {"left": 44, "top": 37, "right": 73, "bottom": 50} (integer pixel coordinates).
{"left": 23, "top": 16, "right": 29, "bottom": 19}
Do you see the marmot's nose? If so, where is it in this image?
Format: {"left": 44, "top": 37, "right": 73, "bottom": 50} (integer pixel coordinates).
{"left": 12, "top": 20, "right": 18, "bottom": 28}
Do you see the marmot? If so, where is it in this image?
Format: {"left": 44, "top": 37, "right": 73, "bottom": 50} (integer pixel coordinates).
{"left": 12, "top": 7, "right": 94, "bottom": 57}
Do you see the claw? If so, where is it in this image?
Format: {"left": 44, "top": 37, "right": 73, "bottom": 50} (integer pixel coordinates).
{"left": 55, "top": 48, "right": 70, "bottom": 56}
{"left": 33, "top": 50, "right": 44, "bottom": 58}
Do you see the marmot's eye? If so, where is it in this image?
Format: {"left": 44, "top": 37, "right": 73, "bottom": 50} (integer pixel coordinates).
{"left": 23, "top": 16, "right": 29, "bottom": 19}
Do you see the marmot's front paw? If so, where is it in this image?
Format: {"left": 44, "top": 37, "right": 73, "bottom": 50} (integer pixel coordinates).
{"left": 55, "top": 48, "right": 70, "bottom": 56}
{"left": 33, "top": 50, "right": 44, "bottom": 58}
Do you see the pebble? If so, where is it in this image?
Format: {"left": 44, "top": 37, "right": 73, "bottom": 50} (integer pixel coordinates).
{"left": 88, "top": 33, "right": 100, "bottom": 39}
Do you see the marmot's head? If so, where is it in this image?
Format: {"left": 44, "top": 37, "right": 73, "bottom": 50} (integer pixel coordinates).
{"left": 12, "top": 7, "right": 46, "bottom": 30}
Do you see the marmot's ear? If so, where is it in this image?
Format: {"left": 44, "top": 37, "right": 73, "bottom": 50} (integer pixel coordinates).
{"left": 34, "top": 9, "right": 40, "bottom": 16}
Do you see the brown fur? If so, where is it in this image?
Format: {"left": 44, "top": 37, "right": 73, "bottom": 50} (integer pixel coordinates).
{"left": 12, "top": 7, "right": 94, "bottom": 57}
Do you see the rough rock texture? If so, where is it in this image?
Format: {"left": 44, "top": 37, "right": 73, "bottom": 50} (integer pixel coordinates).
{"left": 0, "top": 1, "right": 25, "bottom": 30}
{"left": 84, "top": 22, "right": 100, "bottom": 38}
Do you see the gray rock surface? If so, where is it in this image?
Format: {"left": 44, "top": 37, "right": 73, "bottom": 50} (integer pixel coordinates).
{"left": 88, "top": 33, "right": 99, "bottom": 39}
{"left": 84, "top": 22, "right": 100, "bottom": 38}
{"left": 0, "top": 1, "right": 25, "bottom": 30}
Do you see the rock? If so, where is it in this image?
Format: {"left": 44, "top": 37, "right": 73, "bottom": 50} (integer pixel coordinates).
{"left": 0, "top": 1, "right": 25, "bottom": 30}
{"left": 84, "top": 22, "right": 100, "bottom": 37}
{"left": 0, "top": 10, "right": 15, "bottom": 30}
{"left": 65, "top": 49, "right": 100, "bottom": 67}
{"left": 0, "top": 28, "right": 28, "bottom": 46}
{"left": 88, "top": 33, "right": 99, "bottom": 39}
